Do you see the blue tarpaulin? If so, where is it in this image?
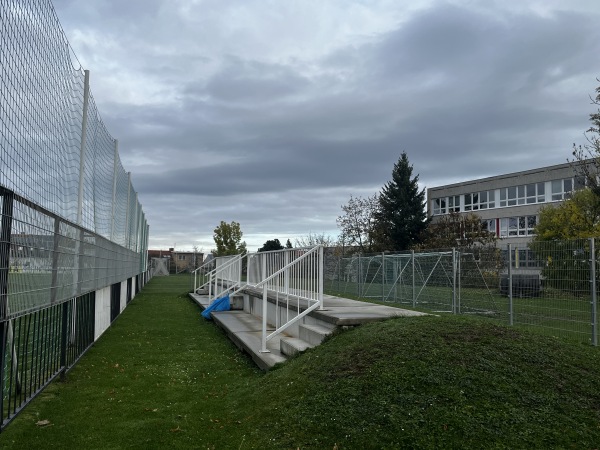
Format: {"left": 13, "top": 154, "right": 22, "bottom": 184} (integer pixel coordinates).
{"left": 201, "top": 295, "right": 231, "bottom": 320}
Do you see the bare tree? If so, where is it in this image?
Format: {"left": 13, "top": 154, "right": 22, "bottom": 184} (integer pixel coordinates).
{"left": 336, "top": 194, "right": 379, "bottom": 253}
{"left": 294, "top": 232, "right": 336, "bottom": 248}
{"left": 415, "top": 212, "right": 496, "bottom": 251}
{"left": 571, "top": 79, "right": 600, "bottom": 195}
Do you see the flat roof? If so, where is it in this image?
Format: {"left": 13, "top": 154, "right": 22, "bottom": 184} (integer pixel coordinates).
{"left": 428, "top": 160, "right": 576, "bottom": 192}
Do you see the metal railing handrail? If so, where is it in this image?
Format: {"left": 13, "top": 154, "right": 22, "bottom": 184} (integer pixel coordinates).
{"left": 192, "top": 258, "right": 217, "bottom": 292}
{"left": 252, "top": 246, "right": 320, "bottom": 290}
{"left": 208, "top": 253, "right": 245, "bottom": 302}
{"left": 245, "top": 245, "right": 323, "bottom": 353}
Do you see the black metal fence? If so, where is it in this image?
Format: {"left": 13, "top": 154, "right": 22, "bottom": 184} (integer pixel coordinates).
{"left": 0, "top": 190, "right": 150, "bottom": 430}
{"left": 0, "top": 0, "right": 151, "bottom": 431}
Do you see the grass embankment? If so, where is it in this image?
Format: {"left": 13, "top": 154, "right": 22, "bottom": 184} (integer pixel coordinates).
{"left": 1, "top": 275, "right": 600, "bottom": 449}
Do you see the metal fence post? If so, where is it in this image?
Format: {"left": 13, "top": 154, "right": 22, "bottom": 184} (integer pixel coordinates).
{"left": 456, "top": 249, "right": 461, "bottom": 314}
{"left": 110, "top": 140, "right": 118, "bottom": 242}
{"left": 381, "top": 252, "right": 385, "bottom": 302}
{"left": 0, "top": 190, "right": 15, "bottom": 417}
{"left": 77, "top": 69, "right": 90, "bottom": 226}
{"left": 412, "top": 250, "right": 416, "bottom": 308}
{"left": 590, "top": 237, "right": 597, "bottom": 346}
{"left": 358, "top": 254, "right": 362, "bottom": 298}
{"left": 60, "top": 300, "right": 70, "bottom": 380}
{"left": 124, "top": 172, "right": 132, "bottom": 249}
{"left": 508, "top": 243, "right": 513, "bottom": 326}
{"left": 452, "top": 248, "right": 457, "bottom": 314}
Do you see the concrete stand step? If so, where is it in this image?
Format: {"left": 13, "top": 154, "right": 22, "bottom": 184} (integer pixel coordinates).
{"left": 188, "top": 289, "right": 429, "bottom": 371}
{"left": 299, "top": 323, "right": 333, "bottom": 346}
{"left": 280, "top": 337, "right": 313, "bottom": 357}
{"left": 211, "top": 310, "right": 287, "bottom": 371}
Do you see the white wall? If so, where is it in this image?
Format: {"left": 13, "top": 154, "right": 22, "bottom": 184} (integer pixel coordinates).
{"left": 94, "top": 285, "right": 112, "bottom": 340}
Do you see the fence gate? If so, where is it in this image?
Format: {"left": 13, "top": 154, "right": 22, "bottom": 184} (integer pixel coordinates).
{"left": 152, "top": 258, "right": 169, "bottom": 276}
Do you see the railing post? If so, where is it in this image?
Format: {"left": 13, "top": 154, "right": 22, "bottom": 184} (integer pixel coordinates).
{"left": 284, "top": 249, "right": 290, "bottom": 295}
{"left": 590, "top": 237, "right": 597, "bottom": 346}
{"left": 319, "top": 245, "right": 324, "bottom": 310}
{"left": 260, "top": 255, "right": 269, "bottom": 353}
{"left": 237, "top": 251, "right": 241, "bottom": 287}
{"left": 508, "top": 244, "right": 513, "bottom": 326}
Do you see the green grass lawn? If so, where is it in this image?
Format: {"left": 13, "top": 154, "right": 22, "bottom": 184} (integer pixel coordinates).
{"left": 1, "top": 274, "right": 600, "bottom": 448}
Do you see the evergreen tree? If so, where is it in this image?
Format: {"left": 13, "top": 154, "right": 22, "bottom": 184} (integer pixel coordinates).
{"left": 258, "top": 239, "right": 284, "bottom": 252}
{"left": 374, "top": 152, "right": 429, "bottom": 250}
{"left": 285, "top": 239, "right": 293, "bottom": 249}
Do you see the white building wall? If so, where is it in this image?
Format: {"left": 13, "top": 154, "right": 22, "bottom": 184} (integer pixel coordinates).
{"left": 120, "top": 281, "right": 127, "bottom": 313}
{"left": 131, "top": 276, "right": 137, "bottom": 301}
{"left": 94, "top": 285, "right": 112, "bottom": 340}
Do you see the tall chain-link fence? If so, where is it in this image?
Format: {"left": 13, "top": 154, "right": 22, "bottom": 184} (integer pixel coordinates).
{"left": 325, "top": 239, "right": 599, "bottom": 346}
{"left": 1, "top": 0, "right": 150, "bottom": 430}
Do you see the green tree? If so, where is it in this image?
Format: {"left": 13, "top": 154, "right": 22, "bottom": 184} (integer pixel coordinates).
{"left": 533, "top": 189, "right": 600, "bottom": 240}
{"left": 416, "top": 212, "right": 497, "bottom": 250}
{"left": 374, "top": 152, "right": 429, "bottom": 251}
{"left": 212, "top": 221, "right": 247, "bottom": 256}
{"left": 530, "top": 189, "right": 600, "bottom": 293}
{"left": 285, "top": 239, "right": 293, "bottom": 249}
{"left": 336, "top": 194, "right": 379, "bottom": 253}
{"left": 258, "top": 239, "right": 284, "bottom": 252}
{"left": 571, "top": 78, "right": 600, "bottom": 195}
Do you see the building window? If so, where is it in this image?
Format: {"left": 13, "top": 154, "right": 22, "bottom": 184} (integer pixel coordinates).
{"left": 448, "top": 195, "right": 460, "bottom": 212}
{"left": 499, "top": 216, "right": 537, "bottom": 237}
{"left": 551, "top": 177, "right": 585, "bottom": 201}
{"left": 526, "top": 182, "right": 545, "bottom": 204}
{"left": 500, "top": 182, "right": 544, "bottom": 207}
{"left": 551, "top": 179, "right": 570, "bottom": 201}
{"left": 432, "top": 198, "right": 447, "bottom": 215}
{"left": 482, "top": 219, "right": 496, "bottom": 235}
{"left": 178, "top": 254, "right": 186, "bottom": 261}
{"left": 465, "top": 190, "right": 495, "bottom": 211}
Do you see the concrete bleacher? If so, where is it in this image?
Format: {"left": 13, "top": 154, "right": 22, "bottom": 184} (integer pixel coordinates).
{"left": 189, "top": 289, "right": 428, "bottom": 371}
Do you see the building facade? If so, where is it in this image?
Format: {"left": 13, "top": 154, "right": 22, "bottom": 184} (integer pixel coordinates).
{"left": 427, "top": 161, "right": 584, "bottom": 246}
{"left": 147, "top": 248, "right": 204, "bottom": 274}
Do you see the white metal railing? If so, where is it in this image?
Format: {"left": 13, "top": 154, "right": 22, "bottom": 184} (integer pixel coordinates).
{"left": 192, "top": 258, "right": 216, "bottom": 293}
{"left": 246, "top": 245, "right": 324, "bottom": 352}
{"left": 208, "top": 254, "right": 244, "bottom": 302}
{"left": 192, "top": 246, "right": 325, "bottom": 351}
{"left": 192, "top": 254, "right": 244, "bottom": 302}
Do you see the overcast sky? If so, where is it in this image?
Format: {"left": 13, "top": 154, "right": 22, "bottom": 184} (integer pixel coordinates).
{"left": 52, "top": 0, "right": 600, "bottom": 252}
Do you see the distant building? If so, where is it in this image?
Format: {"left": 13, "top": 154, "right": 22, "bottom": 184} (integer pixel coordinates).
{"left": 427, "top": 161, "right": 585, "bottom": 246}
{"left": 147, "top": 248, "right": 204, "bottom": 273}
